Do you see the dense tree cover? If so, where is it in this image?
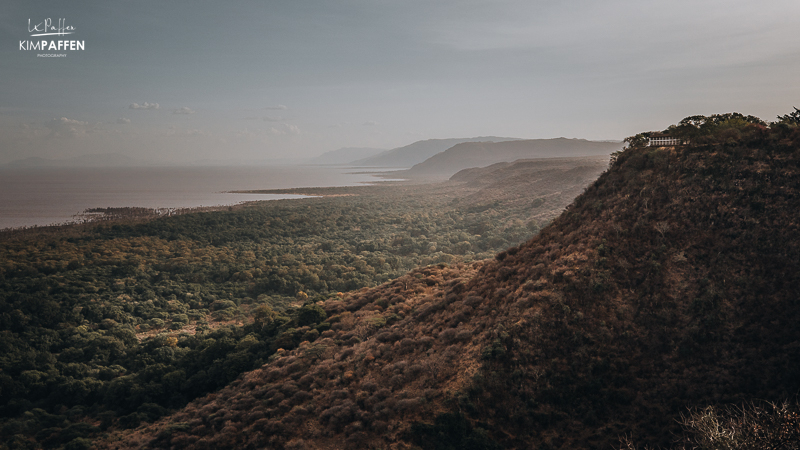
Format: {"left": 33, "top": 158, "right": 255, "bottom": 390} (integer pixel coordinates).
{"left": 622, "top": 112, "right": 770, "bottom": 148}
{"left": 776, "top": 106, "right": 800, "bottom": 126}
{"left": 94, "top": 111, "right": 800, "bottom": 449}
{"left": 0, "top": 182, "right": 553, "bottom": 448}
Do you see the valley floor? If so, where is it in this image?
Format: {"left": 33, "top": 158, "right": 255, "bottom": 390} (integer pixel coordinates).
{"left": 0, "top": 157, "right": 608, "bottom": 449}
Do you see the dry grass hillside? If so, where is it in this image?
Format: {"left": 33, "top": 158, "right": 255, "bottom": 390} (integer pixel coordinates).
{"left": 98, "top": 113, "right": 800, "bottom": 449}
{"left": 450, "top": 156, "right": 609, "bottom": 212}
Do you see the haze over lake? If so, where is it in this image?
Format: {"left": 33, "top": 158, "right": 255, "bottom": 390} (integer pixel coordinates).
{"left": 0, "top": 165, "right": 388, "bottom": 230}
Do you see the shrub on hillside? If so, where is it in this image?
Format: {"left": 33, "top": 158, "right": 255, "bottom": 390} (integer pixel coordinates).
{"left": 620, "top": 401, "right": 800, "bottom": 450}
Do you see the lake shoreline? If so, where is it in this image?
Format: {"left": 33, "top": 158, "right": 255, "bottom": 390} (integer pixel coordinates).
{"left": 0, "top": 181, "right": 419, "bottom": 240}
{"left": 0, "top": 165, "right": 400, "bottom": 231}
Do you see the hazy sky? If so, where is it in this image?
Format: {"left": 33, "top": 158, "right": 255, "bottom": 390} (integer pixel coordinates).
{"left": 2, "top": 0, "right": 799, "bottom": 164}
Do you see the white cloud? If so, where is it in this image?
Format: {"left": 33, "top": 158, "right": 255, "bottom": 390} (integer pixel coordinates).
{"left": 129, "top": 102, "right": 160, "bottom": 110}
{"left": 172, "top": 107, "right": 195, "bottom": 115}
{"left": 45, "top": 117, "right": 89, "bottom": 138}
{"left": 363, "top": 121, "right": 378, "bottom": 126}
{"left": 116, "top": 117, "right": 131, "bottom": 124}
{"left": 232, "top": 128, "right": 258, "bottom": 139}
{"left": 264, "top": 104, "right": 288, "bottom": 110}
{"left": 165, "top": 125, "right": 210, "bottom": 137}
{"left": 268, "top": 123, "right": 301, "bottom": 135}
{"left": 244, "top": 116, "right": 283, "bottom": 122}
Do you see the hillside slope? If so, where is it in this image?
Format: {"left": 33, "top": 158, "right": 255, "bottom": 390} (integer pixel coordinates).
{"left": 448, "top": 156, "right": 610, "bottom": 229}
{"left": 394, "top": 138, "right": 623, "bottom": 180}
{"left": 100, "top": 114, "right": 800, "bottom": 449}
{"left": 351, "top": 137, "right": 519, "bottom": 167}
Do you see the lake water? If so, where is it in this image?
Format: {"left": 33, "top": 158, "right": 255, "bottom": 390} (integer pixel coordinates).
{"left": 0, "top": 165, "right": 389, "bottom": 230}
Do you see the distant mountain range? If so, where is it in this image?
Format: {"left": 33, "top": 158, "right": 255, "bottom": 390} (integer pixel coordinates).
{"left": 306, "top": 147, "right": 386, "bottom": 165}
{"left": 350, "top": 136, "right": 521, "bottom": 167}
{"left": 392, "top": 137, "right": 624, "bottom": 179}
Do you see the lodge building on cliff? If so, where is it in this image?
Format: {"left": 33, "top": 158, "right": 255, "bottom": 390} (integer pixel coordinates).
{"left": 647, "top": 132, "right": 682, "bottom": 146}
